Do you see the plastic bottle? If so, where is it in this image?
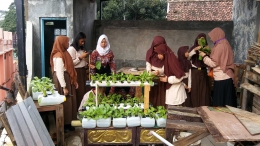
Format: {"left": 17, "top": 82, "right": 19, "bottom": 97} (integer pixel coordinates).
{"left": 38, "top": 91, "right": 66, "bottom": 106}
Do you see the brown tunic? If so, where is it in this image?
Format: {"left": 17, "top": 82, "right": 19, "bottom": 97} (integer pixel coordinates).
{"left": 53, "top": 72, "right": 77, "bottom": 125}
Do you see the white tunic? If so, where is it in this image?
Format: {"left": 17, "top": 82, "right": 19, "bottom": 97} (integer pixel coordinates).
{"left": 67, "top": 46, "right": 87, "bottom": 68}
{"left": 53, "top": 58, "right": 66, "bottom": 88}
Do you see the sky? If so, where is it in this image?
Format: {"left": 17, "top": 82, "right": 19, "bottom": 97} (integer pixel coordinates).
{"left": 0, "top": 0, "right": 14, "bottom": 11}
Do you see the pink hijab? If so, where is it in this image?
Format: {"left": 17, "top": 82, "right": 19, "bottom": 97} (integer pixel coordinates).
{"left": 208, "top": 27, "right": 235, "bottom": 84}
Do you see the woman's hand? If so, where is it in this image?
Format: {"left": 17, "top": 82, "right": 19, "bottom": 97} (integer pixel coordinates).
{"left": 199, "top": 51, "right": 206, "bottom": 57}
{"left": 89, "top": 64, "right": 95, "bottom": 69}
{"left": 194, "top": 46, "right": 201, "bottom": 51}
{"left": 159, "top": 76, "right": 168, "bottom": 82}
{"left": 63, "top": 87, "right": 68, "bottom": 96}
{"left": 188, "top": 88, "right": 191, "bottom": 93}
{"left": 74, "top": 82, "right": 79, "bottom": 89}
{"left": 152, "top": 70, "right": 160, "bottom": 76}
{"left": 79, "top": 51, "right": 89, "bottom": 59}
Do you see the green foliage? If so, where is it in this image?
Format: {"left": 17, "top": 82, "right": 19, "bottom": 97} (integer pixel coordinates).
{"left": 156, "top": 106, "right": 167, "bottom": 119}
{"left": 99, "top": 0, "right": 167, "bottom": 20}
{"left": 125, "top": 106, "right": 142, "bottom": 117}
{"left": 113, "top": 108, "right": 126, "bottom": 118}
{"left": 84, "top": 92, "right": 96, "bottom": 107}
{"left": 198, "top": 37, "right": 211, "bottom": 60}
{"left": 30, "top": 76, "right": 54, "bottom": 97}
{"left": 1, "top": 2, "right": 16, "bottom": 32}
{"left": 95, "top": 61, "right": 101, "bottom": 70}
{"left": 95, "top": 103, "right": 114, "bottom": 119}
{"left": 142, "top": 107, "right": 156, "bottom": 118}
{"left": 79, "top": 107, "right": 96, "bottom": 120}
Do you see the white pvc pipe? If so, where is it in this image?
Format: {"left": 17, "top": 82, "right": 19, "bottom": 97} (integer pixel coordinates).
{"left": 149, "top": 131, "right": 174, "bottom": 146}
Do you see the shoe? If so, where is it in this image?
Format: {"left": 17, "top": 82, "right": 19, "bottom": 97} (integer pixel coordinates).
{"left": 64, "top": 126, "right": 70, "bottom": 133}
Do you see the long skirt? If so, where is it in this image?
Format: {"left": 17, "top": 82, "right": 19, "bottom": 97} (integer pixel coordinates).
{"left": 53, "top": 72, "right": 77, "bottom": 125}
{"left": 190, "top": 68, "right": 211, "bottom": 107}
{"left": 213, "top": 78, "right": 237, "bottom": 107}
{"left": 182, "top": 78, "right": 192, "bottom": 107}
{"left": 75, "top": 67, "right": 90, "bottom": 109}
{"left": 149, "top": 79, "right": 166, "bottom": 108}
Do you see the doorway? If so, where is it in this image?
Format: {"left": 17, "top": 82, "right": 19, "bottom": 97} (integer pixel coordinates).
{"left": 41, "top": 18, "right": 67, "bottom": 78}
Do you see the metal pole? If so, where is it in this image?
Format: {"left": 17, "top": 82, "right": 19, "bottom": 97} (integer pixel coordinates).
{"left": 15, "top": 0, "right": 27, "bottom": 90}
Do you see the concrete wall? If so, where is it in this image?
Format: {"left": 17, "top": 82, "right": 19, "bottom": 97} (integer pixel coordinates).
{"left": 93, "top": 20, "right": 233, "bottom": 70}
{"left": 28, "top": 0, "right": 73, "bottom": 77}
{"left": 232, "top": 0, "right": 259, "bottom": 63}
{"left": 73, "top": 0, "right": 96, "bottom": 52}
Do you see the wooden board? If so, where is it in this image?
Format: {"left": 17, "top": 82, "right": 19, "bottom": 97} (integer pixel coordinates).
{"left": 117, "top": 67, "right": 146, "bottom": 75}
{"left": 252, "top": 67, "right": 260, "bottom": 75}
{"left": 244, "top": 59, "right": 256, "bottom": 65}
{"left": 244, "top": 71, "right": 260, "bottom": 83}
{"left": 197, "top": 106, "right": 260, "bottom": 142}
{"left": 241, "top": 83, "right": 260, "bottom": 97}
{"left": 227, "top": 106, "right": 260, "bottom": 135}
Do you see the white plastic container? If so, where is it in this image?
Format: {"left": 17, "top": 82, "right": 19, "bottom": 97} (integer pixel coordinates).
{"left": 141, "top": 117, "right": 155, "bottom": 127}
{"left": 127, "top": 116, "right": 141, "bottom": 127}
{"left": 118, "top": 103, "right": 131, "bottom": 109}
{"left": 113, "top": 117, "right": 126, "bottom": 128}
{"left": 32, "top": 91, "right": 42, "bottom": 100}
{"left": 82, "top": 118, "right": 96, "bottom": 128}
{"left": 38, "top": 92, "right": 66, "bottom": 106}
{"left": 97, "top": 117, "right": 111, "bottom": 127}
{"left": 156, "top": 118, "right": 166, "bottom": 127}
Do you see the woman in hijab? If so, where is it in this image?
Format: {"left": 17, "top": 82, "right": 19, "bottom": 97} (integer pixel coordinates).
{"left": 90, "top": 34, "right": 116, "bottom": 95}
{"left": 188, "top": 33, "right": 211, "bottom": 107}
{"left": 50, "top": 36, "right": 78, "bottom": 132}
{"left": 199, "top": 27, "right": 236, "bottom": 107}
{"left": 146, "top": 36, "right": 167, "bottom": 108}
{"left": 67, "top": 32, "right": 89, "bottom": 110}
{"left": 154, "top": 43, "right": 187, "bottom": 106}
{"left": 178, "top": 46, "right": 192, "bottom": 107}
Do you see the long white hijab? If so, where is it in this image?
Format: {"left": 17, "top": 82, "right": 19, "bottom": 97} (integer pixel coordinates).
{"left": 96, "top": 34, "right": 110, "bottom": 56}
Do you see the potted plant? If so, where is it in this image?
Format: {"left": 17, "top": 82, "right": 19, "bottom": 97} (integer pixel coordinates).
{"left": 30, "top": 77, "right": 42, "bottom": 100}
{"left": 96, "top": 104, "right": 113, "bottom": 127}
{"left": 125, "top": 106, "right": 142, "bottom": 127}
{"left": 112, "top": 108, "right": 127, "bottom": 128}
{"left": 83, "top": 92, "right": 96, "bottom": 110}
{"left": 141, "top": 107, "right": 156, "bottom": 127}
{"left": 80, "top": 107, "right": 97, "bottom": 128}
{"left": 155, "top": 106, "right": 167, "bottom": 127}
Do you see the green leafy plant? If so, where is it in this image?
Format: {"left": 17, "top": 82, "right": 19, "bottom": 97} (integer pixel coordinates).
{"left": 84, "top": 92, "right": 96, "bottom": 107}
{"left": 198, "top": 37, "right": 211, "bottom": 60}
{"left": 125, "top": 106, "right": 142, "bottom": 117}
{"left": 156, "top": 106, "right": 167, "bottom": 119}
{"left": 142, "top": 107, "right": 156, "bottom": 118}
{"left": 113, "top": 108, "right": 126, "bottom": 118}
{"left": 79, "top": 107, "right": 96, "bottom": 121}
{"left": 95, "top": 61, "right": 101, "bottom": 70}
{"left": 30, "top": 76, "right": 54, "bottom": 97}
{"left": 95, "top": 103, "right": 114, "bottom": 119}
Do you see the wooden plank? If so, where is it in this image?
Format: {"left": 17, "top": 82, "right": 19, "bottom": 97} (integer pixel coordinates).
{"left": 55, "top": 104, "right": 64, "bottom": 146}
{"left": 198, "top": 106, "right": 260, "bottom": 142}
{"left": 252, "top": 67, "right": 260, "bottom": 75}
{"left": 173, "top": 131, "right": 210, "bottom": 146}
{"left": 242, "top": 64, "right": 251, "bottom": 110}
{"left": 252, "top": 105, "right": 260, "bottom": 115}
{"left": 197, "top": 107, "right": 227, "bottom": 142}
{"left": 166, "top": 119, "right": 207, "bottom": 132}
{"left": 18, "top": 102, "right": 44, "bottom": 146}
{"left": 6, "top": 107, "right": 27, "bottom": 146}
{"left": 168, "top": 110, "right": 200, "bottom": 118}
{"left": 167, "top": 106, "right": 198, "bottom": 114}
{"left": 23, "top": 98, "right": 55, "bottom": 146}
{"left": 227, "top": 105, "right": 260, "bottom": 135}
{"left": 244, "top": 59, "right": 256, "bottom": 65}
{"left": 241, "top": 83, "right": 260, "bottom": 97}
{"left": 12, "top": 105, "right": 36, "bottom": 145}
{"left": 244, "top": 71, "right": 260, "bottom": 84}
{"left": 144, "top": 85, "right": 150, "bottom": 114}
{"left": 0, "top": 113, "right": 16, "bottom": 145}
